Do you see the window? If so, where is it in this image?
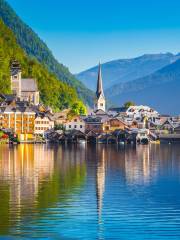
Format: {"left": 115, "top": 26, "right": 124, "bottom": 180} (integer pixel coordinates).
{"left": 80, "top": 125, "right": 82, "bottom": 128}
{"left": 100, "top": 103, "right": 103, "bottom": 106}
{"left": 74, "top": 119, "right": 77, "bottom": 122}
{"left": 69, "top": 125, "right": 71, "bottom": 128}
{"left": 74, "top": 125, "right": 77, "bottom": 128}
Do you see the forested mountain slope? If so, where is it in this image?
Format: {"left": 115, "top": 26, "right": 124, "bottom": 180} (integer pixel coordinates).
{"left": 0, "top": 0, "right": 94, "bottom": 106}
{"left": 0, "top": 20, "right": 83, "bottom": 112}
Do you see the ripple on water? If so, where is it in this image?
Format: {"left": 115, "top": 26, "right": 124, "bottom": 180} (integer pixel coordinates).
{"left": 0, "top": 144, "right": 180, "bottom": 239}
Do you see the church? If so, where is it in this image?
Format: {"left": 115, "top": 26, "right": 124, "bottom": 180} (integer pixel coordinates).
{"left": 94, "top": 63, "right": 106, "bottom": 112}
{"left": 10, "top": 61, "right": 40, "bottom": 105}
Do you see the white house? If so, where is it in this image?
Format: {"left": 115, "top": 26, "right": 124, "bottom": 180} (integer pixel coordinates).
{"left": 35, "top": 115, "right": 54, "bottom": 135}
{"left": 65, "top": 116, "right": 85, "bottom": 133}
{"left": 126, "top": 105, "right": 159, "bottom": 120}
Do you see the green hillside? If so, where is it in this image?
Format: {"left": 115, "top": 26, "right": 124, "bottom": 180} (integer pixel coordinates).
{"left": 0, "top": 0, "right": 94, "bottom": 106}
{"left": 0, "top": 19, "right": 84, "bottom": 112}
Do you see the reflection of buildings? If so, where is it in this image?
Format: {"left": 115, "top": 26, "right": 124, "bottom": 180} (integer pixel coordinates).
{"left": 0, "top": 144, "right": 87, "bottom": 234}
{"left": 0, "top": 145, "right": 54, "bottom": 218}
{"left": 124, "top": 146, "right": 152, "bottom": 185}
{"left": 123, "top": 145, "right": 180, "bottom": 186}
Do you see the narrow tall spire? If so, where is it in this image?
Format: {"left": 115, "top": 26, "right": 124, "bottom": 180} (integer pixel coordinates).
{"left": 96, "top": 62, "right": 104, "bottom": 98}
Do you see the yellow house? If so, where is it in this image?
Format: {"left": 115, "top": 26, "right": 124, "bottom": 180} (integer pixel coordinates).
{"left": 0, "top": 101, "right": 35, "bottom": 141}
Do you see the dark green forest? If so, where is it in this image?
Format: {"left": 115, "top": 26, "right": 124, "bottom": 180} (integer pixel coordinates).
{"left": 0, "top": 0, "right": 94, "bottom": 106}
{"left": 0, "top": 19, "right": 86, "bottom": 112}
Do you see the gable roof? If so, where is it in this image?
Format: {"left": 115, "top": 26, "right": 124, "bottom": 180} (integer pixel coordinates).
{"left": 160, "top": 119, "right": 175, "bottom": 129}
{"left": 94, "top": 109, "right": 107, "bottom": 115}
{"left": 108, "top": 117, "right": 128, "bottom": 126}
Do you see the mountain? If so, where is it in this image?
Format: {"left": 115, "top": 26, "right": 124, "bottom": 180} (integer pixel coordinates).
{"left": 105, "top": 58, "right": 180, "bottom": 115}
{"left": 76, "top": 53, "right": 180, "bottom": 91}
{"left": 0, "top": 0, "right": 94, "bottom": 106}
{"left": 0, "top": 19, "right": 83, "bottom": 111}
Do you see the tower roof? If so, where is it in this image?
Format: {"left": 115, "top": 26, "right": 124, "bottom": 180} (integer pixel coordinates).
{"left": 10, "top": 60, "right": 21, "bottom": 75}
{"left": 10, "top": 60, "right": 21, "bottom": 70}
{"left": 96, "top": 62, "right": 104, "bottom": 98}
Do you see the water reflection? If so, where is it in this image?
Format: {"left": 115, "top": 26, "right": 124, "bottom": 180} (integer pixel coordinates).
{"left": 0, "top": 144, "right": 180, "bottom": 239}
{"left": 0, "top": 144, "right": 86, "bottom": 236}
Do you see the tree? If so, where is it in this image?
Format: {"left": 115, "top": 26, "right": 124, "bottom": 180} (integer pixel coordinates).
{"left": 54, "top": 124, "right": 65, "bottom": 131}
{"left": 124, "top": 101, "right": 136, "bottom": 108}
{"left": 71, "top": 101, "right": 87, "bottom": 115}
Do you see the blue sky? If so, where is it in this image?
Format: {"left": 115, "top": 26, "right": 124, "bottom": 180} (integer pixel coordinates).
{"left": 7, "top": 0, "right": 180, "bottom": 73}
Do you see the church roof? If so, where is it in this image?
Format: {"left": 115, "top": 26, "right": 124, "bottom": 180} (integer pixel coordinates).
{"left": 21, "top": 78, "right": 38, "bottom": 92}
{"left": 94, "top": 109, "right": 107, "bottom": 115}
{"left": 96, "top": 63, "right": 105, "bottom": 99}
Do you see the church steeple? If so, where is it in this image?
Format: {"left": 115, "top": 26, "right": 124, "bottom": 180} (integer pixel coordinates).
{"left": 96, "top": 62, "right": 104, "bottom": 99}
{"left": 94, "top": 62, "right": 106, "bottom": 112}
{"left": 10, "top": 60, "right": 22, "bottom": 98}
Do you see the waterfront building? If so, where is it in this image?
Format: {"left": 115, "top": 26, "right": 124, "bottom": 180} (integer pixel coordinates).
{"left": 94, "top": 63, "right": 106, "bottom": 112}
{"left": 65, "top": 116, "right": 85, "bottom": 133}
{"left": 159, "top": 119, "right": 175, "bottom": 133}
{"left": 0, "top": 101, "right": 35, "bottom": 141}
{"left": 84, "top": 116, "right": 104, "bottom": 134}
{"left": 11, "top": 61, "right": 40, "bottom": 105}
{"left": 103, "top": 118, "right": 128, "bottom": 133}
{"left": 34, "top": 115, "right": 54, "bottom": 136}
{"left": 0, "top": 96, "right": 55, "bottom": 140}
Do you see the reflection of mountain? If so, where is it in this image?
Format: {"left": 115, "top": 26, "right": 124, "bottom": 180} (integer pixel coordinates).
{"left": 0, "top": 145, "right": 86, "bottom": 235}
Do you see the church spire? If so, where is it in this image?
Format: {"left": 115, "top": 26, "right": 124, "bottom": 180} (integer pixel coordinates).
{"left": 96, "top": 62, "right": 104, "bottom": 98}
{"left": 94, "top": 62, "right": 106, "bottom": 112}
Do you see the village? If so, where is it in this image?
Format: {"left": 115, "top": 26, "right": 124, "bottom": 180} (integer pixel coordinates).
{"left": 0, "top": 60, "right": 180, "bottom": 145}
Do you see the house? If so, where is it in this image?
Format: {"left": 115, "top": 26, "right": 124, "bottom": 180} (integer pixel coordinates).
{"left": 34, "top": 115, "right": 54, "bottom": 136}
{"left": 126, "top": 105, "right": 159, "bottom": 119}
{"left": 103, "top": 118, "right": 128, "bottom": 133}
{"left": 0, "top": 101, "right": 35, "bottom": 141}
{"left": 159, "top": 115, "right": 171, "bottom": 124}
{"left": 160, "top": 119, "right": 175, "bottom": 133}
{"left": 84, "top": 116, "right": 103, "bottom": 134}
{"left": 108, "top": 107, "right": 128, "bottom": 117}
{"left": 65, "top": 116, "right": 85, "bottom": 133}
{"left": 11, "top": 60, "right": 39, "bottom": 105}
{"left": 53, "top": 109, "right": 70, "bottom": 125}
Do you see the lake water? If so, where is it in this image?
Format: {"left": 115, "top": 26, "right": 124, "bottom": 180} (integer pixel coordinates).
{"left": 0, "top": 144, "right": 180, "bottom": 239}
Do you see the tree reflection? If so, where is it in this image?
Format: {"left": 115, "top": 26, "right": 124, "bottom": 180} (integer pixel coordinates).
{"left": 0, "top": 144, "right": 86, "bottom": 235}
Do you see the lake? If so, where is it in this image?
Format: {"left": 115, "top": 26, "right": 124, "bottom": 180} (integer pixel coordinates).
{"left": 0, "top": 143, "right": 180, "bottom": 239}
